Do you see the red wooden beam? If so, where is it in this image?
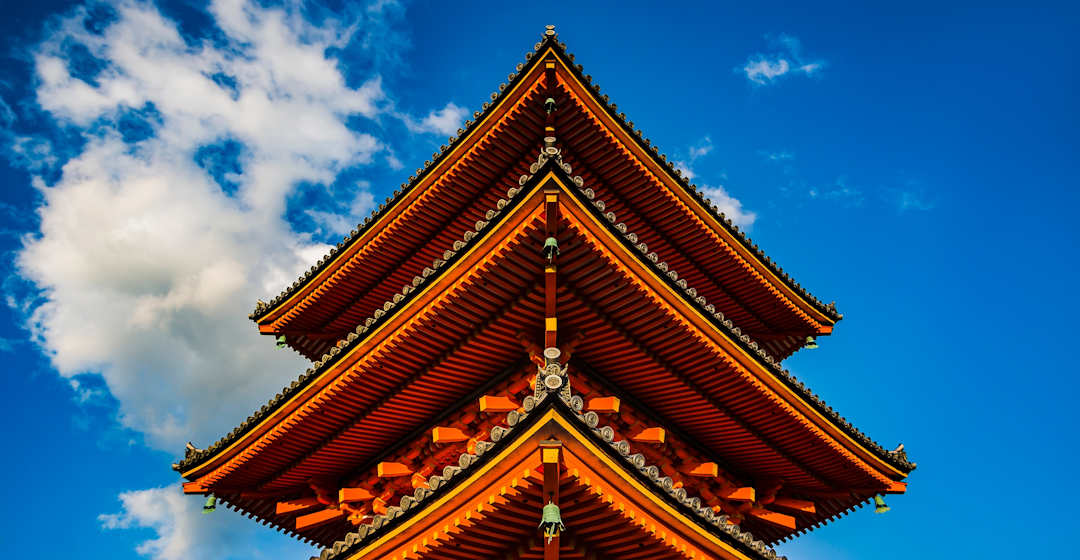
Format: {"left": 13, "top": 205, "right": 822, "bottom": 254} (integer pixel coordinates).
{"left": 771, "top": 497, "right": 816, "bottom": 514}
{"left": 749, "top": 508, "right": 796, "bottom": 531}
{"left": 295, "top": 507, "right": 346, "bottom": 531}
{"left": 717, "top": 487, "right": 756, "bottom": 501}
{"left": 276, "top": 496, "right": 322, "bottom": 515}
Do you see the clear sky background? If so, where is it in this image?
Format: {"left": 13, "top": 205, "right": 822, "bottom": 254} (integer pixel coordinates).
{"left": 0, "top": 1, "right": 1077, "bottom": 559}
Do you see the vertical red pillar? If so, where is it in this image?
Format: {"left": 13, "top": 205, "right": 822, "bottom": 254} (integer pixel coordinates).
{"left": 544, "top": 191, "right": 559, "bottom": 349}
{"left": 541, "top": 440, "right": 562, "bottom": 560}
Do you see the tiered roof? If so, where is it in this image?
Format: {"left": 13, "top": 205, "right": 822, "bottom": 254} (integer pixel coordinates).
{"left": 176, "top": 27, "right": 912, "bottom": 560}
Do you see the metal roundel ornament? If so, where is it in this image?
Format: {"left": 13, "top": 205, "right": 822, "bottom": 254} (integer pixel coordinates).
{"left": 543, "top": 363, "right": 564, "bottom": 390}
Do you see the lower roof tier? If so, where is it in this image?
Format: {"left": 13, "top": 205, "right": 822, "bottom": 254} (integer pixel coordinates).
{"left": 192, "top": 362, "right": 901, "bottom": 550}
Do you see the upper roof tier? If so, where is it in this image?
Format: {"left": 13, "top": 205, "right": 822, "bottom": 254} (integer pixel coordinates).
{"left": 250, "top": 30, "right": 841, "bottom": 362}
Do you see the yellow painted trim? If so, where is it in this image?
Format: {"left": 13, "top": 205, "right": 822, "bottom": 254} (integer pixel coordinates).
{"left": 549, "top": 412, "right": 754, "bottom": 560}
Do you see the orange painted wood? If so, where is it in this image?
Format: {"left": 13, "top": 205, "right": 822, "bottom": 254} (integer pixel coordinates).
{"left": 432, "top": 426, "right": 471, "bottom": 443}
{"left": 587, "top": 396, "right": 620, "bottom": 413}
{"left": 770, "top": 497, "right": 816, "bottom": 514}
{"left": 181, "top": 481, "right": 209, "bottom": 494}
{"left": 629, "top": 426, "right": 666, "bottom": 443}
{"left": 295, "top": 507, "right": 346, "bottom": 531}
{"left": 377, "top": 462, "right": 414, "bottom": 477}
{"left": 718, "top": 487, "right": 756, "bottom": 501}
{"left": 749, "top": 508, "right": 796, "bottom": 530}
{"left": 479, "top": 395, "right": 518, "bottom": 412}
{"left": 338, "top": 488, "right": 376, "bottom": 503}
{"left": 678, "top": 462, "right": 719, "bottom": 477}
{"left": 276, "top": 496, "right": 323, "bottom": 515}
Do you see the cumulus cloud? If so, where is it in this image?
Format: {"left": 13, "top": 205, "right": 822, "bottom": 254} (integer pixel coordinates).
{"left": 100, "top": 485, "right": 316, "bottom": 560}
{"left": 17, "top": 0, "right": 388, "bottom": 450}
{"left": 741, "top": 34, "right": 826, "bottom": 85}
{"left": 2, "top": 1, "right": 458, "bottom": 557}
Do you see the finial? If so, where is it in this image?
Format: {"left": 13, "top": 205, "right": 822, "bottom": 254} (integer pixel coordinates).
{"left": 545, "top": 25, "right": 556, "bottom": 36}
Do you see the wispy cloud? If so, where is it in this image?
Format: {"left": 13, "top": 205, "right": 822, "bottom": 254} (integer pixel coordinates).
{"left": 741, "top": 34, "right": 826, "bottom": 86}
{"left": 671, "top": 137, "right": 756, "bottom": 229}
{"left": 759, "top": 150, "right": 794, "bottom": 162}
{"left": 882, "top": 181, "right": 937, "bottom": 212}
{"left": 809, "top": 176, "right": 864, "bottom": 207}
{"left": 399, "top": 102, "right": 468, "bottom": 137}
{"left": 673, "top": 137, "right": 714, "bottom": 181}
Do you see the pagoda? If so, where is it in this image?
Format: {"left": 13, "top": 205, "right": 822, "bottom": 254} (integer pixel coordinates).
{"left": 175, "top": 26, "right": 914, "bottom": 560}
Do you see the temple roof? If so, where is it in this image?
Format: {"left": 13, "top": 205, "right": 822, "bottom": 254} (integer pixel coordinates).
{"left": 174, "top": 28, "right": 914, "bottom": 557}
{"left": 248, "top": 28, "right": 841, "bottom": 363}
{"left": 174, "top": 162, "right": 912, "bottom": 547}
{"left": 177, "top": 160, "right": 911, "bottom": 483}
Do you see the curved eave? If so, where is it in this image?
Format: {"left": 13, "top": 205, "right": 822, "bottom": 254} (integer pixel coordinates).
{"left": 251, "top": 39, "right": 552, "bottom": 330}
{"left": 251, "top": 34, "right": 839, "bottom": 335}
{"left": 554, "top": 170, "right": 909, "bottom": 480}
{"left": 541, "top": 43, "right": 839, "bottom": 328}
{"left": 182, "top": 164, "right": 908, "bottom": 485}
{"left": 182, "top": 169, "right": 555, "bottom": 480}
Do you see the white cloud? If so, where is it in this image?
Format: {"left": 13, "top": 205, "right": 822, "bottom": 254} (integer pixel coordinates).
{"left": 400, "top": 101, "right": 468, "bottom": 136}
{"left": 5, "top": 1, "right": 442, "bottom": 558}
{"left": 701, "top": 184, "right": 757, "bottom": 231}
{"left": 744, "top": 59, "right": 790, "bottom": 84}
{"left": 689, "top": 142, "right": 713, "bottom": 161}
{"left": 100, "top": 485, "right": 316, "bottom": 560}
{"left": 674, "top": 137, "right": 714, "bottom": 181}
{"left": 18, "top": 0, "right": 386, "bottom": 450}
{"left": 672, "top": 137, "right": 756, "bottom": 229}
{"left": 741, "top": 34, "right": 826, "bottom": 85}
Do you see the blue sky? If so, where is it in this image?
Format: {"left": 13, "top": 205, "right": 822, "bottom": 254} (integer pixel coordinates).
{"left": 0, "top": 1, "right": 1077, "bottom": 559}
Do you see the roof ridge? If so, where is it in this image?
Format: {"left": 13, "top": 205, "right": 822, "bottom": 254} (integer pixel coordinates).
{"left": 249, "top": 26, "right": 841, "bottom": 326}
{"left": 178, "top": 150, "right": 910, "bottom": 482}
{"left": 177, "top": 156, "right": 557, "bottom": 473}
{"left": 552, "top": 156, "right": 913, "bottom": 473}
